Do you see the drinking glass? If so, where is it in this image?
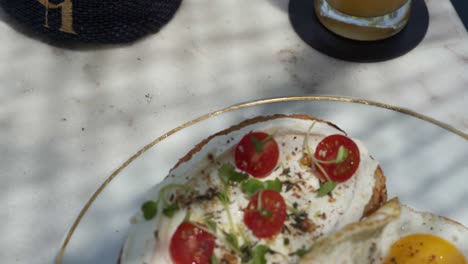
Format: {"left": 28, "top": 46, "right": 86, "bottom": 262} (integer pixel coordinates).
{"left": 315, "top": 0, "right": 411, "bottom": 41}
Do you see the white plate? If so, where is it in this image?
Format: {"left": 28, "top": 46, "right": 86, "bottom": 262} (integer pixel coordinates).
{"left": 55, "top": 96, "right": 468, "bottom": 264}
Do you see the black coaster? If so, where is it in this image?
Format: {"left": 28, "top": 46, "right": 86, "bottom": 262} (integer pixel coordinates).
{"left": 288, "top": 0, "right": 429, "bottom": 62}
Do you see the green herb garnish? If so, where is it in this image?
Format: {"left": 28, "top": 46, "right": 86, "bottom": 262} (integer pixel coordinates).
{"left": 223, "top": 231, "right": 239, "bottom": 250}
{"left": 259, "top": 209, "right": 272, "bottom": 218}
{"left": 295, "top": 247, "right": 311, "bottom": 258}
{"left": 256, "top": 190, "right": 272, "bottom": 218}
{"left": 217, "top": 165, "right": 244, "bottom": 239}
{"left": 313, "top": 145, "right": 349, "bottom": 164}
{"left": 184, "top": 210, "right": 191, "bottom": 222}
{"left": 240, "top": 178, "right": 283, "bottom": 197}
{"left": 240, "top": 178, "right": 264, "bottom": 197}
{"left": 304, "top": 122, "right": 340, "bottom": 197}
{"left": 250, "top": 133, "right": 276, "bottom": 153}
{"left": 316, "top": 181, "right": 337, "bottom": 197}
{"left": 251, "top": 245, "right": 270, "bottom": 264}
{"left": 216, "top": 191, "right": 230, "bottom": 203}
{"left": 162, "top": 203, "right": 180, "bottom": 217}
{"left": 335, "top": 145, "right": 349, "bottom": 162}
{"left": 205, "top": 217, "right": 217, "bottom": 233}
{"left": 263, "top": 178, "right": 282, "bottom": 192}
{"left": 219, "top": 163, "right": 249, "bottom": 184}
{"left": 217, "top": 191, "right": 237, "bottom": 234}
{"left": 190, "top": 221, "right": 240, "bottom": 254}
{"left": 141, "top": 183, "right": 193, "bottom": 220}
{"left": 237, "top": 224, "right": 251, "bottom": 248}
{"left": 251, "top": 136, "right": 264, "bottom": 153}
{"left": 141, "top": 200, "right": 158, "bottom": 220}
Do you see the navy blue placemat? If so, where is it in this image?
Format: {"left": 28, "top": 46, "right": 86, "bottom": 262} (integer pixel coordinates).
{"left": 0, "top": 0, "right": 182, "bottom": 44}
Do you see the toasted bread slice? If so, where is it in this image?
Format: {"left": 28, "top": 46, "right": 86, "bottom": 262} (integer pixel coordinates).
{"left": 120, "top": 114, "right": 387, "bottom": 264}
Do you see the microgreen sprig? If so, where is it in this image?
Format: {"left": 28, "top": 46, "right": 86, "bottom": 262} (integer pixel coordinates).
{"left": 217, "top": 163, "right": 245, "bottom": 234}
{"left": 190, "top": 220, "right": 242, "bottom": 255}
{"left": 251, "top": 137, "right": 264, "bottom": 153}
{"left": 216, "top": 191, "right": 237, "bottom": 233}
{"left": 240, "top": 178, "right": 282, "bottom": 197}
{"left": 141, "top": 183, "right": 193, "bottom": 220}
{"left": 250, "top": 132, "right": 277, "bottom": 153}
{"left": 256, "top": 190, "right": 272, "bottom": 218}
{"left": 240, "top": 243, "right": 271, "bottom": 264}
{"left": 250, "top": 245, "right": 270, "bottom": 264}
{"left": 219, "top": 163, "right": 249, "bottom": 185}
{"left": 214, "top": 161, "right": 278, "bottom": 261}
{"left": 304, "top": 122, "right": 348, "bottom": 197}
{"left": 295, "top": 246, "right": 312, "bottom": 258}
{"left": 314, "top": 145, "right": 349, "bottom": 164}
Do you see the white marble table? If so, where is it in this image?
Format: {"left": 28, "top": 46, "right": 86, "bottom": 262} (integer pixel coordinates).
{"left": 0, "top": 0, "right": 467, "bottom": 263}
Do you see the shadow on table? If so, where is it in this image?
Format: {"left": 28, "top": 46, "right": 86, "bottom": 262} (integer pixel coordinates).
{"left": 267, "top": 0, "right": 289, "bottom": 12}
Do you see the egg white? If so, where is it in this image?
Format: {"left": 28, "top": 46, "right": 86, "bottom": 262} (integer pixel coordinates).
{"left": 377, "top": 202, "right": 468, "bottom": 263}
{"left": 300, "top": 198, "right": 468, "bottom": 263}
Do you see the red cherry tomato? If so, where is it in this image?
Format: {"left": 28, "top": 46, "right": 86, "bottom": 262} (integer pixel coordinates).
{"left": 314, "top": 134, "right": 360, "bottom": 183}
{"left": 243, "top": 190, "right": 287, "bottom": 239}
{"left": 235, "top": 132, "right": 279, "bottom": 178}
{"left": 170, "top": 222, "right": 215, "bottom": 264}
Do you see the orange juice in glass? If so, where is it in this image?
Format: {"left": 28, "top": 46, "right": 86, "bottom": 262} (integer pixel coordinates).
{"left": 315, "top": 0, "right": 411, "bottom": 41}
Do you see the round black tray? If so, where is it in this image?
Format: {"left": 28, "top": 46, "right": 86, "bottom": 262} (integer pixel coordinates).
{"left": 288, "top": 0, "right": 429, "bottom": 62}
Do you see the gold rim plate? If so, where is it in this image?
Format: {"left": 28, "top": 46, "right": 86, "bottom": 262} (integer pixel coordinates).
{"left": 55, "top": 96, "right": 467, "bottom": 264}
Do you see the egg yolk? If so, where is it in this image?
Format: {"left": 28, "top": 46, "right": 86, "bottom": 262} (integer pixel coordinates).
{"left": 383, "top": 234, "right": 466, "bottom": 264}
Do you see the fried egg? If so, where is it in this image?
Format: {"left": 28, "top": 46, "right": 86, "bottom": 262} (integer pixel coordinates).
{"left": 120, "top": 116, "right": 383, "bottom": 264}
{"left": 300, "top": 198, "right": 468, "bottom": 264}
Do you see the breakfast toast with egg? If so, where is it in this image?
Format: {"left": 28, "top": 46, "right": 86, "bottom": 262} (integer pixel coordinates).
{"left": 120, "top": 114, "right": 388, "bottom": 264}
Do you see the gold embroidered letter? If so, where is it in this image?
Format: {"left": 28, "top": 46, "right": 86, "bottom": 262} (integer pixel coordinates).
{"left": 38, "top": 0, "right": 77, "bottom": 34}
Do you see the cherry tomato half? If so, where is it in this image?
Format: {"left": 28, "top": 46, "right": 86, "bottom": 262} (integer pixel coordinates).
{"left": 314, "top": 134, "right": 360, "bottom": 183}
{"left": 170, "top": 222, "right": 215, "bottom": 264}
{"left": 243, "top": 190, "right": 287, "bottom": 239}
{"left": 235, "top": 132, "right": 279, "bottom": 178}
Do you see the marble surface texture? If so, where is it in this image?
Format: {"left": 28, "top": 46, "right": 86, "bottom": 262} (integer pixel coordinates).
{"left": 0, "top": 0, "right": 467, "bottom": 263}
